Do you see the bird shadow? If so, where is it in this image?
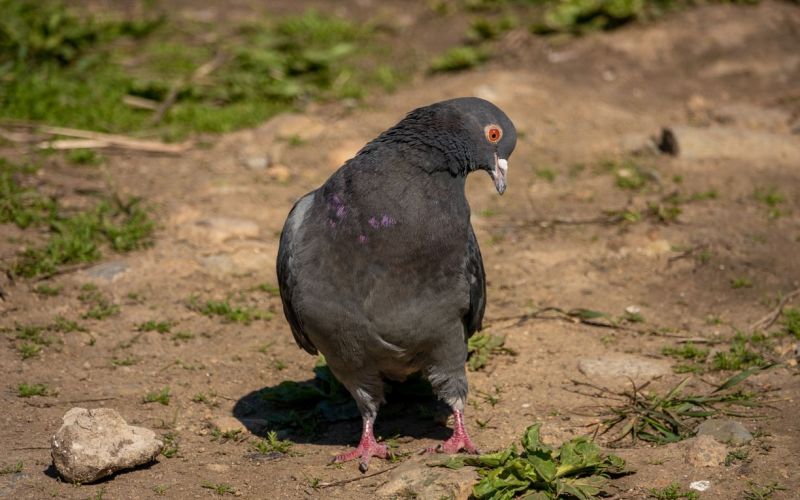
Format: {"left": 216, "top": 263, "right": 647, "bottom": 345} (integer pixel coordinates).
{"left": 233, "top": 364, "right": 452, "bottom": 446}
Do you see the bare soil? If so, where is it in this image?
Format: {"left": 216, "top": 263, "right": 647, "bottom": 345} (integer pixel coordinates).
{"left": 2, "top": 1, "right": 800, "bottom": 499}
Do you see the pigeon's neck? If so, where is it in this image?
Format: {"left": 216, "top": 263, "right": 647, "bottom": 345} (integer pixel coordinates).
{"left": 359, "top": 123, "right": 476, "bottom": 178}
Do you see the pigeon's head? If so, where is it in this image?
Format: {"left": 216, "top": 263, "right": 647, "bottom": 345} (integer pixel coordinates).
{"left": 418, "top": 97, "right": 517, "bottom": 194}
{"left": 446, "top": 97, "right": 516, "bottom": 194}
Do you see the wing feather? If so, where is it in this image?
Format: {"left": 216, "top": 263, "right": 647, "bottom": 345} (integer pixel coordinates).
{"left": 276, "top": 193, "right": 318, "bottom": 355}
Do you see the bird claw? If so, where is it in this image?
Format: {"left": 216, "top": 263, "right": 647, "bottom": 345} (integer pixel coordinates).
{"left": 332, "top": 441, "right": 390, "bottom": 473}
{"left": 424, "top": 435, "right": 479, "bottom": 455}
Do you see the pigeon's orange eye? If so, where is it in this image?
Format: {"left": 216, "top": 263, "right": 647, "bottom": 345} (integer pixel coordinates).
{"left": 485, "top": 125, "right": 502, "bottom": 143}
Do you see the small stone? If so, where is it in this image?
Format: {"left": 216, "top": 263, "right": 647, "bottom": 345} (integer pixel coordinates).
{"left": 696, "top": 419, "right": 753, "bottom": 445}
{"left": 266, "top": 164, "right": 291, "bottom": 183}
{"left": 210, "top": 416, "right": 247, "bottom": 435}
{"left": 686, "top": 435, "right": 727, "bottom": 467}
{"left": 243, "top": 156, "right": 270, "bottom": 171}
{"left": 51, "top": 407, "right": 163, "bottom": 483}
{"left": 375, "top": 457, "right": 476, "bottom": 500}
{"left": 81, "top": 261, "right": 129, "bottom": 283}
{"left": 690, "top": 480, "right": 711, "bottom": 492}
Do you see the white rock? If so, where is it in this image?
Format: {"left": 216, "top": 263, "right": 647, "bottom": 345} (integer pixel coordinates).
{"left": 51, "top": 407, "right": 163, "bottom": 483}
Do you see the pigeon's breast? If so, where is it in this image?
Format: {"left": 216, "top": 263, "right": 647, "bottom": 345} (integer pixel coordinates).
{"left": 291, "top": 201, "right": 471, "bottom": 360}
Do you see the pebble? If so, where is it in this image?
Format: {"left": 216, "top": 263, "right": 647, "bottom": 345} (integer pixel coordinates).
{"left": 696, "top": 419, "right": 753, "bottom": 445}
{"left": 686, "top": 435, "right": 727, "bottom": 467}
{"left": 51, "top": 407, "right": 163, "bottom": 483}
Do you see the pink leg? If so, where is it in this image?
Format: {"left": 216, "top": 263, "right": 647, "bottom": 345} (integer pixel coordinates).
{"left": 332, "top": 417, "right": 390, "bottom": 472}
{"left": 428, "top": 409, "right": 479, "bottom": 454}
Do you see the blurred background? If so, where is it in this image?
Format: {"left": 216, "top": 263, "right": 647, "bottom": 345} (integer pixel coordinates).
{"left": 1, "top": 1, "right": 799, "bottom": 499}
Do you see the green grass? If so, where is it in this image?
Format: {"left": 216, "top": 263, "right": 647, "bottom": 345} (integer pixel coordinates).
{"left": 210, "top": 428, "right": 243, "bottom": 443}
{"left": 608, "top": 159, "right": 649, "bottom": 190}
{"left": 0, "top": 2, "right": 387, "bottom": 139}
{"left": 161, "top": 432, "right": 179, "bottom": 458}
{"left": 535, "top": 167, "right": 557, "bottom": 182}
{"left": 190, "top": 296, "right": 270, "bottom": 324}
{"left": 781, "top": 307, "right": 800, "bottom": 338}
{"left": 724, "top": 447, "right": 749, "bottom": 466}
{"left": 744, "top": 482, "right": 786, "bottom": 500}
{"left": 0, "top": 158, "right": 56, "bottom": 229}
{"left": 79, "top": 284, "right": 121, "bottom": 319}
{"left": 33, "top": 283, "right": 62, "bottom": 296}
{"left": 468, "top": 15, "right": 517, "bottom": 41}
{"left": 252, "top": 431, "right": 293, "bottom": 455}
{"left": 171, "top": 331, "right": 194, "bottom": 343}
{"left": 111, "top": 356, "right": 138, "bottom": 366}
{"left": 0, "top": 462, "right": 23, "bottom": 475}
{"left": 711, "top": 333, "right": 767, "bottom": 371}
{"left": 201, "top": 482, "right": 236, "bottom": 496}
{"left": 153, "top": 485, "right": 169, "bottom": 496}
{"left": 753, "top": 187, "right": 784, "bottom": 219}
{"left": 433, "top": 423, "right": 627, "bottom": 499}
{"left": 52, "top": 315, "right": 86, "bottom": 333}
{"left": 429, "top": 46, "right": 489, "bottom": 72}
{"left": 14, "top": 324, "right": 52, "bottom": 359}
{"left": 255, "top": 282, "right": 280, "bottom": 296}
{"left": 648, "top": 482, "right": 699, "bottom": 500}
{"left": 467, "top": 333, "right": 516, "bottom": 371}
{"left": 17, "top": 382, "right": 48, "bottom": 397}
{"left": 143, "top": 387, "right": 171, "bottom": 405}
{"left": 730, "top": 277, "right": 753, "bottom": 289}
{"left": 529, "top": 0, "right": 749, "bottom": 36}
{"left": 17, "top": 342, "right": 42, "bottom": 359}
{"left": 3, "top": 159, "right": 155, "bottom": 278}
{"left": 67, "top": 149, "right": 103, "bottom": 166}
{"left": 661, "top": 342, "right": 708, "bottom": 361}
{"left": 137, "top": 320, "right": 172, "bottom": 333}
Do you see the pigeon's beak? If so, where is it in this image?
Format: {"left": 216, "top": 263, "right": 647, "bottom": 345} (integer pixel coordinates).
{"left": 491, "top": 155, "right": 508, "bottom": 195}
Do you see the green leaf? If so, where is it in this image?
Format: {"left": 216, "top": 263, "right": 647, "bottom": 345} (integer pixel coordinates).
{"left": 465, "top": 445, "right": 517, "bottom": 468}
{"left": 529, "top": 456, "right": 556, "bottom": 483}
{"left": 712, "top": 364, "right": 776, "bottom": 394}
{"left": 568, "top": 308, "right": 608, "bottom": 320}
{"left": 521, "top": 424, "right": 552, "bottom": 457}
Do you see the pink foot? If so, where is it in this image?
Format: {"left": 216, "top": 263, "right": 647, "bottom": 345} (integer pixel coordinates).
{"left": 427, "top": 410, "right": 480, "bottom": 455}
{"left": 332, "top": 418, "right": 390, "bottom": 472}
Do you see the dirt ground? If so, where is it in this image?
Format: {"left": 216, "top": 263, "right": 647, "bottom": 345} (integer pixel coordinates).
{"left": 2, "top": 1, "right": 800, "bottom": 498}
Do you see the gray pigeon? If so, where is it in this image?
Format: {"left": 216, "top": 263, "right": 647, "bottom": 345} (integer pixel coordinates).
{"left": 277, "top": 97, "right": 516, "bottom": 472}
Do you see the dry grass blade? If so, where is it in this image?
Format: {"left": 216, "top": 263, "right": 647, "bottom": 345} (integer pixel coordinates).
{"left": 577, "top": 366, "right": 773, "bottom": 446}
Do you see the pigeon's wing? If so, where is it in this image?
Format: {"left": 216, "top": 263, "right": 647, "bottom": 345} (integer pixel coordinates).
{"left": 277, "top": 193, "right": 318, "bottom": 355}
{"left": 463, "top": 226, "right": 486, "bottom": 339}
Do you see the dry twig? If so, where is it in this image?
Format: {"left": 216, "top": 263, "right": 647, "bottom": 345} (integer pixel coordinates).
{"left": 316, "top": 463, "right": 399, "bottom": 488}
{"left": 149, "top": 52, "right": 228, "bottom": 125}
{"left": 750, "top": 288, "right": 800, "bottom": 331}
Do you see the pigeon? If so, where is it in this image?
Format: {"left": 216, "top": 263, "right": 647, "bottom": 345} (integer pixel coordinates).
{"left": 277, "top": 97, "right": 516, "bottom": 472}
